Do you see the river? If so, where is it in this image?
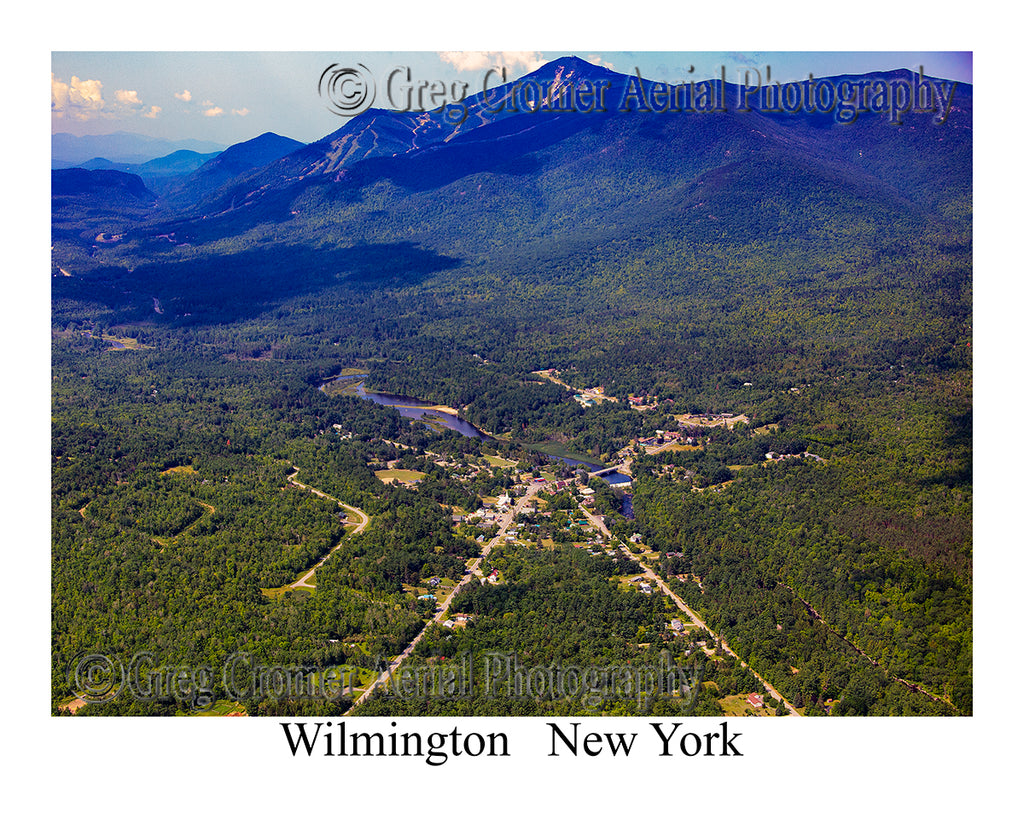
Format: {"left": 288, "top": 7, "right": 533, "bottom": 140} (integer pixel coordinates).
{"left": 541, "top": 453, "right": 604, "bottom": 470}
{"left": 320, "top": 374, "right": 490, "bottom": 439}
{"left": 321, "top": 372, "right": 635, "bottom": 514}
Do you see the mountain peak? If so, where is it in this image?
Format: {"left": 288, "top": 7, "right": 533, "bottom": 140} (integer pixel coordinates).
{"left": 199, "top": 131, "right": 304, "bottom": 172}
{"left": 541, "top": 54, "right": 610, "bottom": 70}
{"left": 521, "top": 55, "right": 620, "bottom": 83}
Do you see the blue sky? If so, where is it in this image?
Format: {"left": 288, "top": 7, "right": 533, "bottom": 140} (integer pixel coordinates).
{"left": 51, "top": 50, "right": 973, "bottom": 147}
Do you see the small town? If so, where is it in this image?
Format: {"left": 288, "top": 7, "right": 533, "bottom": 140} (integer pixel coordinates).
{"left": 296, "top": 400, "right": 804, "bottom": 717}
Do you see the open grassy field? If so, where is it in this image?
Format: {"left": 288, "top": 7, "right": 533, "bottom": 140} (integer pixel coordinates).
{"left": 675, "top": 413, "right": 750, "bottom": 429}
{"left": 374, "top": 469, "right": 426, "bottom": 484}
{"left": 718, "top": 693, "right": 772, "bottom": 716}
{"left": 482, "top": 454, "right": 518, "bottom": 468}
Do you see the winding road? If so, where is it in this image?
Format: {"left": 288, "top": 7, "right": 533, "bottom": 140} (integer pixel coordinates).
{"left": 285, "top": 467, "right": 370, "bottom": 590}
{"left": 286, "top": 462, "right": 797, "bottom": 716}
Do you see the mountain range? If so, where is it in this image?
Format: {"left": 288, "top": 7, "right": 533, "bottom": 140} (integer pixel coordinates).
{"left": 51, "top": 131, "right": 227, "bottom": 167}
{"left": 49, "top": 56, "right": 974, "bottom": 720}
{"left": 51, "top": 56, "right": 971, "bottom": 330}
{"left": 185, "top": 56, "right": 970, "bottom": 225}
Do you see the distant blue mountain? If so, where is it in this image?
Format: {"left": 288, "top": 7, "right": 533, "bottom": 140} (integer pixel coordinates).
{"left": 158, "top": 132, "right": 306, "bottom": 210}
{"left": 65, "top": 150, "right": 218, "bottom": 175}
{"left": 51, "top": 131, "right": 227, "bottom": 167}
{"left": 196, "top": 132, "right": 305, "bottom": 174}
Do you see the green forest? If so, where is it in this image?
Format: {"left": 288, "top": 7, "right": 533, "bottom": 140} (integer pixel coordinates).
{"left": 51, "top": 82, "right": 971, "bottom": 717}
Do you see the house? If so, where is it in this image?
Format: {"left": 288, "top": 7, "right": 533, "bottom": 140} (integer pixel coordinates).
{"left": 746, "top": 693, "right": 764, "bottom": 709}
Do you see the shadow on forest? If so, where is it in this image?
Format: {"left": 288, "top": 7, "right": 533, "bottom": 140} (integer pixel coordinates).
{"left": 919, "top": 407, "right": 972, "bottom": 490}
{"left": 52, "top": 241, "right": 463, "bottom": 325}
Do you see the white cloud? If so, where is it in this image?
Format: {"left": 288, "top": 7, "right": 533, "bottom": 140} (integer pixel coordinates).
{"left": 439, "top": 51, "right": 546, "bottom": 73}
{"left": 69, "top": 76, "right": 103, "bottom": 107}
{"left": 51, "top": 74, "right": 69, "bottom": 110}
{"left": 231, "top": 107, "right": 250, "bottom": 117}
{"left": 586, "top": 54, "right": 615, "bottom": 70}
{"left": 175, "top": 89, "right": 192, "bottom": 102}
{"left": 51, "top": 73, "right": 105, "bottom": 120}
{"left": 142, "top": 105, "right": 161, "bottom": 119}
{"left": 200, "top": 99, "right": 224, "bottom": 116}
{"left": 115, "top": 89, "right": 143, "bottom": 106}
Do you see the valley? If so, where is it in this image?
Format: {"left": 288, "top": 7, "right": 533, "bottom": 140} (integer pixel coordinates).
{"left": 51, "top": 56, "right": 971, "bottom": 718}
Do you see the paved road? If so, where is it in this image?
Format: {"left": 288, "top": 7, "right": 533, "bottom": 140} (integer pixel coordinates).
{"left": 286, "top": 468, "right": 370, "bottom": 590}
{"left": 577, "top": 500, "right": 800, "bottom": 716}
{"left": 293, "top": 465, "right": 798, "bottom": 717}
{"left": 349, "top": 482, "right": 545, "bottom": 711}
